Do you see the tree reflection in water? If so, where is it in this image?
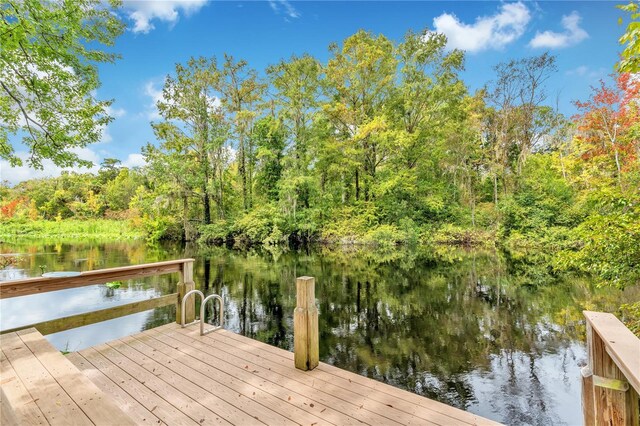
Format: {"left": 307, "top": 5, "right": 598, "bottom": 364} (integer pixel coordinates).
{"left": 1, "top": 240, "right": 632, "bottom": 425}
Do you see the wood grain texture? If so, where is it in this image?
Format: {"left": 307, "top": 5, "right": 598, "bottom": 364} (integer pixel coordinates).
{"left": 176, "top": 261, "right": 196, "bottom": 324}
{"left": 4, "top": 322, "right": 502, "bottom": 425}
{"left": 581, "top": 366, "right": 595, "bottom": 426}
{"left": 65, "top": 352, "right": 161, "bottom": 425}
{"left": 584, "top": 311, "right": 640, "bottom": 426}
{"left": 1, "top": 331, "right": 93, "bottom": 425}
{"left": 1, "top": 349, "right": 47, "bottom": 425}
{"left": 16, "top": 328, "right": 136, "bottom": 426}
{"left": 210, "top": 327, "right": 496, "bottom": 426}
{"left": 0, "top": 259, "right": 194, "bottom": 299}
{"left": 294, "top": 276, "right": 318, "bottom": 371}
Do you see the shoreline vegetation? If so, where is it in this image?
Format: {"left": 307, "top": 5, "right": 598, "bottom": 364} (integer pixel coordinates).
{"left": 0, "top": 218, "right": 495, "bottom": 248}
{"left": 1, "top": 221, "right": 638, "bottom": 337}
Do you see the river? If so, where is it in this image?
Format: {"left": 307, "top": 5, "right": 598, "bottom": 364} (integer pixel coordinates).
{"left": 0, "top": 239, "right": 633, "bottom": 425}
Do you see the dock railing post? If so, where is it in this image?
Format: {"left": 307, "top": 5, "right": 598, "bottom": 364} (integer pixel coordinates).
{"left": 294, "top": 276, "right": 319, "bottom": 371}
{"left": 582, "top": 311, "right": 640, "bottom": 426}
{"left": 177, "top": 260, "right": 196, "bottom": 325}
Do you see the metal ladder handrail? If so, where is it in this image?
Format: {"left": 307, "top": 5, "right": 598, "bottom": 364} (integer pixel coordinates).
{"left": 181, "top": 289, "right": 204, "bottom": 328}
{"left": 181, "top": 289, "right": 225, "bottom": 335}
{"left": 200, "top": 294, "right": 224, "bottom": 335}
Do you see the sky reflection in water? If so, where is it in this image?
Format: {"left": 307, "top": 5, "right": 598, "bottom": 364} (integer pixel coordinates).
{"left": 0, "top": 240, "right": 630, "bottom": 425}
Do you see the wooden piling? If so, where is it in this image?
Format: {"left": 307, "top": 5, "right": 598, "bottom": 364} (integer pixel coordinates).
{"left": 294, "top": 276, "right": 319, "bottom": 371}
{"left": 177, "top": 260, "right": 196, "bottom": 325}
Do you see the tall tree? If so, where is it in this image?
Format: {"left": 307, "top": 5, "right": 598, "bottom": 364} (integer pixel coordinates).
{"left": 324, "top": 30, "right": 397, "bottom": 202}
{"left": 253, "top": 116, "right": 286, "bottom": 201}
{"left": 487, "top": 53, "right": 557, "bottom": 199}
{"left": 152, "top": 57, "right": 226, "bottom": 226}
{"left": 393, "top": 30, "right": 465, "bottom": 170}
{"left": 267, "top": 55, "right": 323, "bottom": 212}
{"left": 0, "top": 0, "right": 124, "bottom": 168}
{"left": 217, "top": 55, "right": 266, "bottom": 211}
{"left": 573, "top": 73, "right": 640, "bottom": 191}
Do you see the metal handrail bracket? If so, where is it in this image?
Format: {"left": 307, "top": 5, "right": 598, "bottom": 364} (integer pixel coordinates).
{"left": 181, "top": 289, "right": 204, "bottom": 327}
{"left": 201, "top": 294, "right": 224, "bottom": 335}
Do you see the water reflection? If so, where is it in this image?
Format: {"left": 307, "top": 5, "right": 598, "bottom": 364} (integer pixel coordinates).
{"left": 0, "top": 240, "right": 632, "bottom": 425}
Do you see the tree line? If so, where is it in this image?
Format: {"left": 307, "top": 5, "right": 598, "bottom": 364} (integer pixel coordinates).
{"left": 1, "top": 2, "right": 639, "bottom": 290}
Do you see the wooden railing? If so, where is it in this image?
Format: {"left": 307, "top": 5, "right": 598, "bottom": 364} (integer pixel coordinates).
{"left": 582, "top": 311, "right": 640, "bottom": 426}
{"left": 0, "top": 259, "right": 196, "bottom": 335}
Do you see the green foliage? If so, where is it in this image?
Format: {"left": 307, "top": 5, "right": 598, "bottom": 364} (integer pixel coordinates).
{"left": 0, "top": 219, "right": 142, "bottom": 241}
{"left": 139, "top": 215, "right": 182, "bottom": 243}
{"left": 557, "top": 194, "right": 640, "bottom": 288}
{"left": 499, "top": 156, "right": 579, "bottom": 239}
{"left": 232, "top": 204, "right": 285, "bottom": 245}
{"left": 618, "top": 1, "right": 640, "bottom": 73}
{"left": 363, "top": 224, "right": 403, "bottom": 248}
{"left": 431, "top": 224, "right": 494, "bottom": 247}
{"left": 253, "top": 116, "right": 286, "bottom": 200}
{"left": 620, "top": 301, "right": 640, "bottom": 336}
{"left": 1, "top": 0, "right": 125, "bottom": 168}
{"left": 105, "top": 281, "right": 122, "bottom": 289}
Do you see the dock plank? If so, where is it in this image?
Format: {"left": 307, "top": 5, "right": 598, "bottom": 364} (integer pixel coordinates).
{"left": 184, "top": 326, "right": 447, "bottom": 426}
{"left": 212, "top": 327, "right": 498, "bottom": 426}
{"left": 66, "top": 352, "right": 162, "bottom": 425}
{"left": 4, "top": 321, "right": 500, "bottom": 426}
{"left": 124, "top": 333, "right": 324, "bottom": 426}
{"left": 79, "top": 346, "right": 199, "bottom": 426}
{"left": 1, "top": 332, "right": 93, "bottom": 426}
{"left": 109, "top": 336, "right": 284, "bottom": 426}
{"left": 91, "top": 342, "right": 233, "bottom": 426}
{"left": 16, "top": 328, "right": 136, "bottom": 426}
{"left": 141, "top": 328, "right": 351, "bottom": 426}
{"left": 156, "top": 325, "right": 414, "bottom": 425}
{"left": 0, "top": 349, "right": 47, "bottom": 425}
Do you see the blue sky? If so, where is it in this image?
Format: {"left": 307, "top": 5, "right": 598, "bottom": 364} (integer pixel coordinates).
{"left": 2, "top": 1, "right": 627, "bottom": 184}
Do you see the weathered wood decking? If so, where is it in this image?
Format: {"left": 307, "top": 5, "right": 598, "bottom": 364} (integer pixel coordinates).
{"left": 1, "top": 328, "right": 135, "bottom": 425}
{"left": 69, "top": 323, "right": 499, "bottom": 425}
{"left": 2, "top": 323, "right": 501, "bottom": 425}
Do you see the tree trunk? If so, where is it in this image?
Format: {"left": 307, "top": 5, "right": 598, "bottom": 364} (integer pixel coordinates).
{"left": 182, "top": 194, "right": 189, "bottom": 242}
{"left": 613, "top": 145, "right": 623, "bottom": 191}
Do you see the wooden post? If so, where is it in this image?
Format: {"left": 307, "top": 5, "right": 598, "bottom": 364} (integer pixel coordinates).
{"left": 177, "top": 260, "right": 195, "bottom": 324}
{"left": 581, "top": 366, "right": 595, "bottom": 426}
{"left": 294, "top": 276, "right": 319, "bottom": 371}
{"left": 583, "top": 312, "right": 640, "bottom": 426}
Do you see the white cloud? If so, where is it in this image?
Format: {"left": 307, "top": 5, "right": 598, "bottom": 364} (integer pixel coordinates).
{"left": 123, "top": 0, "right": 208, "bottom": 34}
{"left": 106, "top": 105, "right": 126, "bottom": 119}
{"left": 144, "top": 81, "right": 164, "bottom": 121}
{"left": 0, "top": 147, "right": 102, "bottom": 185}
{"left": 433, "top": 2, "right": 531, "bottom": 53}
{"left": 529, "top": 11, "right": 588, "bottom": 49}
{"left": 566, "top": 65, "right": 605, "bottom": 80}
{"left": 268, "top": 0, "right": 300, "bottom": 19}
{"left": 122, "top": 153, "right": 147, "bottom": 169}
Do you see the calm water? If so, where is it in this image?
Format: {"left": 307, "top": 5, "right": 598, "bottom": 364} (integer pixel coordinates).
{"left": 0, "top": 240, "right": 633, "bottom": 425}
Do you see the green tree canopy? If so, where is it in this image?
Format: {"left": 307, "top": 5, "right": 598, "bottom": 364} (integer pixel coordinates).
{"left": 618, "top": 1, "right": 640, "bottom": 73}
{"left": 0, "top": 0, "right": 124, "bottom": 168}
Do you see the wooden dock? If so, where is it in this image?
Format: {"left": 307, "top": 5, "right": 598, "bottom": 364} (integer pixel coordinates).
{"left": 2, "top": 324, "right": 499, "bottom": 426}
